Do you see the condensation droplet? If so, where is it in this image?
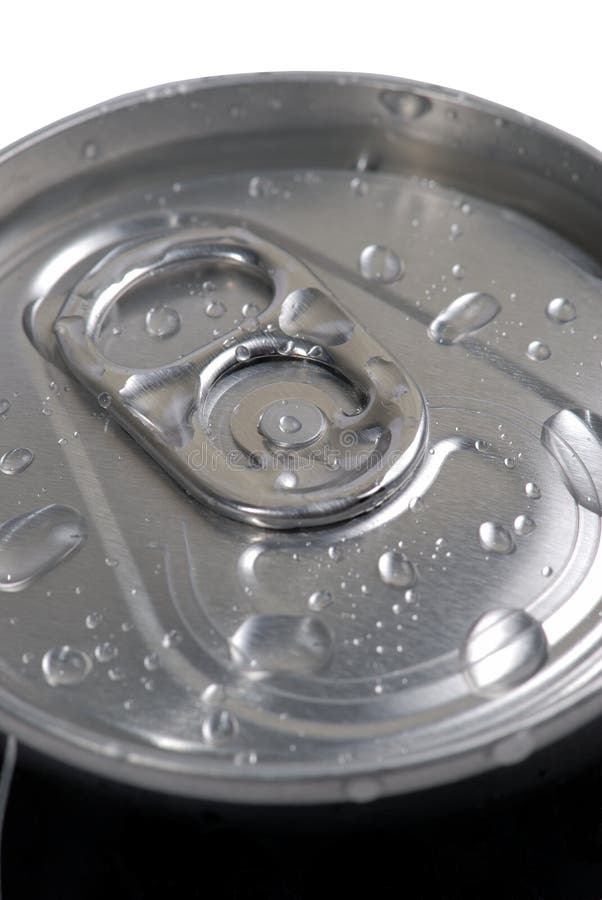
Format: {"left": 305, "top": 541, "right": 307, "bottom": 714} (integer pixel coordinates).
{"left": 514, "top": 514, "right": 535, "bottom": 536}
{"left": 546, "top": 297, "right": 576, "bottom": 324}
{"left": 308, "top": 590, "right": 333, "bottom": 612}
{"left": 525, "top": 482, "right": 541, "bottom": 499}
{"left": 97, "top": 392, "right": 112, "bottom": 409}
{"left": 378, "top": 550, "right": 417, "bottom": 588}
{"left": 0, "top": 448, "right": 34, "bottom": 475}
{"left": 359, "top": 245, "right": 404, "bottom": 284}
{"left": 478, "top": 521, "right": 515, "bottom": 554}
{"left": 378, "top": 90, "right": 431, "bottom": 120}
{"left": 229, "top": 615, "right": 334, "bottom": 675}
{"left": 202, "top": 709, "right": 239, "bottom": 744}
{"left": 462, "top": 608, "right": 547, "bottom": 695}
{"left": 145, "top": 305, "right": 181, "bottom": 338}
{"left": 428, "top": 292, "right": 500, "bottom": 345}
{"left": 526, "top": 340, "right": 551, "bottom": 361}
{"left": 42, "top": 646, "right": 93, "bottom": 687}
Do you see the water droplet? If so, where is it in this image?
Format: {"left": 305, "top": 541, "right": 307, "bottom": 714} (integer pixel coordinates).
{"left": 204, "top": 298, "right": 226, "bottom": 318}
{"left": 144, "top": 652, "right": 160, "bottom": 671}
{"left": 202, "top": 709, "right": 239, "bottom": 744}
{"left": 235, "top": 345, "right": 251, "bottom": 362}
{"left": 514, "top": 514, "right": 535, "bottom": 536}
{"left": 275, "top": 471, "right": 298, "bottom": 490}
{"left": 104, "top": 557, "right": 119, "bottom": 568}
{"left": 162, "top": 629, "right": 183, "bottom": 649}
{"left": 478, "top": 522, "right": 515, "bottom": 554}
{"left": 95, "top": 642, "right": 118, "bottom": 663}
{"left": 82, "top": 141, "right": 98, "bottom": 160}
{"left": 475, "top": 439, "right": 490, "bottom": 452}
{"left": 428, "top": 292, "right": 500, "bottom": 344}
{"left": 350, "top": 176, "right": 368, "bottom": 196}
{"left": 542, "top": 565, "right": 553, "bottom": 577}
{"left": 248, "top": 175, "right": 274, "bottom": 198}
{"left": 145, "top": 305, "right": 181, "bottom": 338}
{"left": 525, "top": 482, "right": 541, "bottom": 499}
{"left": 378, "top": 550, "right": 417, "bottom": 588}
{"left": 229, "top": 615, "right": 334, "bottom": 675}
{"left": 0, "top": 399, "right": 11, "bottom": 416}
{"left": 279, "top": 287, "right": 354, "bottom": 345}
{"left": 108, "top": 666, "right": 125, "bottom": 681}
{"left": 359, "top": 245, "right": 404, "bottom": 283}
{"left": 504, "top": 457, "right": 516, "bottom": 469}
{"left": 378, "top": 90, "right": 431, "bottom": 120}
{"left": 462, "top": 608, "right": 547, "bottom": 695}
{"left": 366, "top": 357, "right": 408, "bottom": 401}
{"left": 546, "top": 297, "right": 576, "bottom": 324}
{"left": 409, "top": 496, "right": 424, "bottom": 513}
{"left": 452, "top": 263, "right": 465, "bottom": 279}
{"left": 541, "top": 408, "right": 602, "bottom": 514}
{"left": 526, "top": 341, "right": 551, "bottom": 361}
{"left": 328, "top": 544, "right": 343, "bottom": 562}
{"left": 42, "top": 646, "right": 93, "bottom": 687}
{"left": 242, "top": 302, "right": 260, "bottom": 318}
{"left": 0, "top": 505, "right": 87, "bottom": 591}
{"left": 0, "top": 448, "right": 34, "bottom": 475}
{"left": 85, "top": 611, "right": 103, "bottom": 630}
{"left": 279, "top": 415, "right": 302, "bottom": 434}
{"left": 97, "top": 392, "right": 112, "bottom": 409}
{"left": 308, "top": 590, "right": 333, "bottom": 611}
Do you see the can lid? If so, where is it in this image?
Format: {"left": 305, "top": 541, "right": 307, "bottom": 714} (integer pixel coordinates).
{"left": 1, "top": 73, "right": 602, "bottom": 804}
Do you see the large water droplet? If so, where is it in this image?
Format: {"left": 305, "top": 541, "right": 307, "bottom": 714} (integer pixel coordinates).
{"left": 378, "top": 90, "right": 431, "bottom": 120}
{"left": 428, "top": 292, "right": 500, "bottom": 344}
{"left": 0, "top": 448, "right": 34, "bottom": 475}
{"left": 0, "top": 505, "right": 87, "bottom": 591}
{"left": 42, "top": 646, "right": 93, "bottom": 687}
{"left": 377, "top": 550, "right": 417, "bottom": 588}
{"left": 359, "top": 245, "right": 404, "bottom": 283}
{"left": 541, "top": 408, "right": 602, "bottom": 514}
{"left": 546, "top": 297, "right": 576, "bottom": 324}
{"left": 279, "top": 288, "right": 354, "bottom": 346}
{"left": 229, "top": 615, "right": 334, "bottom": 675}
{"left": 145, "top": 305, "right": 181, "bottom": 338}
{"left": 526, "top": 340, "right": 551, "bottom": 361}
{"left": 462, "top": 608, "right": 547, "bottom": 695}
{"left": 478, "top": 521, "right": 514, "bottom": 554}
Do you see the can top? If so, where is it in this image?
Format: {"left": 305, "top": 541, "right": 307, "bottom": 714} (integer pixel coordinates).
{"left": 0, "top": 72, "right": 602, "bottom": 804}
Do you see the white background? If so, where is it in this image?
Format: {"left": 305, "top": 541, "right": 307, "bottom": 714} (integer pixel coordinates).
{"left": 0, "top": 0, "right": 600, "bottom": 151}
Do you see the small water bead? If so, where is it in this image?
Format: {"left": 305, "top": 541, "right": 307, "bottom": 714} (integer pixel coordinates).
{"left": 504, "top": 457, "right": 516, "bottom": 469}
{"left": 308, "top": 590, "right": 333, "bottom": 612}
{"left": 359, "top": 245, "right": 404, "bottom": 284}
{"left": 85, "top": 611, "right": 103, "bottom": 630}
{"left": 144, "top": 652, "right": 160, "bottom": 671}
{"left": 108, "top": 666, "right": 125, "bottom": 681}
{"left": 104, "top": 557, "right": 119, "bottom": 568}
{"left": 328, "top": 544, "right": 343, "bottom": 562}
{"left": 275, "top": 471, "right": 298, "bottom": 490}
{"left": 526, "top": 341, "right": 551, "bottom": 361}
{"left": 475, "top": 439, "right": 490, "bottom": 452}
{"left": 546, "top": 297, "right": 576, "bottom": 324}
{"left": 97, "top": 392, "right": 112, "bottom": 409}
{"left": 82, "top": 140, "right": 99, "bottom": 160}
{"left": 350, "top": 176, "right": 368, "bottom": 196}
{"left": 235, "top": 345, "right": 251, "bottom": 362}
{"left": 202, "top": 709, "right": 239, "bottom": 744}
{"left": 478, "top": 522, "right": 515, "bottom": 554}
{"left": 162, "top": 629, "right": 183, "bottom": 649}
{"left": 378, "top": 550, "right": 417, "bottom": 588}
{"left": 95, "top": 642, "right": 118, "bottom": 663}
{"left": 378, "top": 90, "right": 431, "bottom": 120}
{"left": 525, "top": 482, "right": 541, "bottom": 499}
{"left": 242, "top": 302, "right": 260, "bottom": 318}
{"left": 409, "top": 496, "right": 424, "bottom": 513}
{"left": 0, "top": 399, "right": 11, "bottom": 416}
{"left": 514, "top": 514, "right": 536, "bottom": 536}
{"left": 248, "top": 175, "right": 275, "bottom": 198}
{"left": 145, "top": 305, "right": 181, "bottom": 338}
{"left": 42, "top": 646, "right": 93, "bottom": 687}
{"left": 542, "top": 565, "right": 553, "bottom": 577}
{"left": 0, "top": 448, "right": 34, "bottom": 475}
{"left": 452, "top": 264, "right": 465, "bottom": 279}
{"left": 204, "top": 298, "right": 226, "bottom": 318}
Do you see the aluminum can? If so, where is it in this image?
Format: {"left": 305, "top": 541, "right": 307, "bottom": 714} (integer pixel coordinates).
{"left": 0, "top": 73, "right": 601, "bottom": 812}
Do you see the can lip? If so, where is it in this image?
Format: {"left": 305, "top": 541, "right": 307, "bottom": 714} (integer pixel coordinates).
{"left": 1, "top": 70, "right": 600, "bottom": 168}
{"left": 2, "top": 71, "right": 602, "bottom": 805}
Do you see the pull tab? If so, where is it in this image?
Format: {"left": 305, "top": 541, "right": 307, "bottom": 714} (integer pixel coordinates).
{"left": 54, "top": 226, "right": 427, "bottom": 528}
